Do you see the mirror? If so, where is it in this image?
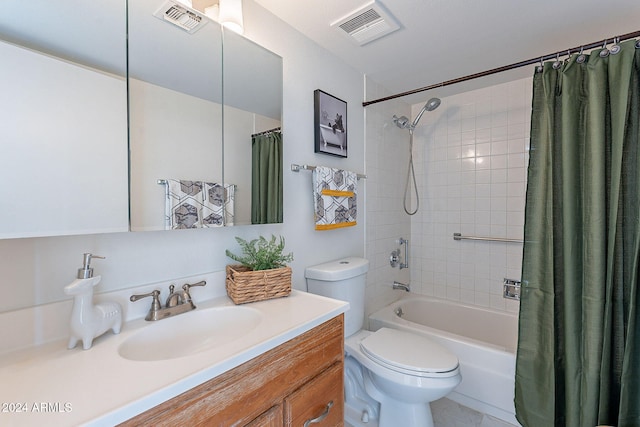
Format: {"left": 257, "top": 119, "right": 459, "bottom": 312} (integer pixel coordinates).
{"left": 129, "top": 2, "right": 283, "bottom": 229}
{"left": 128, "top": 0, "right": 224, "bottom": 231}
{"left": 222, "top": 29, "right": 283, "bottom": 225}
{"left": 0, "top": 0, "right": 283, "bottom": 237}
{"left": 0, "top": 0, "right": 129, "bottom": 238}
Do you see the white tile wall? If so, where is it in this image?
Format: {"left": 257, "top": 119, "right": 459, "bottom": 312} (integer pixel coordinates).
{"left": 410, "top": 77, "right": 533, "bottom": 313}
{"left": 364, "top": 78, "right": 412, "bottom": 318}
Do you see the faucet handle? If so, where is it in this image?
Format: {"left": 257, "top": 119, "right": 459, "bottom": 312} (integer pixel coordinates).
{"left": 130, "top": 290, "right": 162, "bottom": 311}
{"left": 182, "top": 280, "right": 207, "bottom": 304}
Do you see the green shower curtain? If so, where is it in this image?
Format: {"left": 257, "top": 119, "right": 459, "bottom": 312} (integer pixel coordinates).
{"left": 515, "top": 39, "right": 640, "bottom": 427}
{"left": 251, "top": 130, "right": 283, "bottom": 224}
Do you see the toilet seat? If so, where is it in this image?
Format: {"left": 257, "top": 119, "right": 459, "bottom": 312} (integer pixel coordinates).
{"left": 360, "top": 328, "right": 459, "bottom": 378}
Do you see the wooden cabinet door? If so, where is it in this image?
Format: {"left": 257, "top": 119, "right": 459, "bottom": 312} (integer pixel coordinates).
{"left": 284, "top": 363, "right": 343, "bottom": 427}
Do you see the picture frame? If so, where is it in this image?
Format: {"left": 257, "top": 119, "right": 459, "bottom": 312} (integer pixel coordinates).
{"left": 314, "top": 89, "right": 347, "bottom": 157}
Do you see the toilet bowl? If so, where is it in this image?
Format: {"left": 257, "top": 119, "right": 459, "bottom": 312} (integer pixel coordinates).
{"left": 305, "top": 257, "right": 461, "bottom": 427}
{"left": 346, "top": 329, "right": 460, "bottom": 427}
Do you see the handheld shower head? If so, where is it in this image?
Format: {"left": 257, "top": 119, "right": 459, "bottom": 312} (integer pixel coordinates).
{"left": 392, "top": 97, "right": 441, "bottom": 132}
{"left": 424, "top": 97, "right": 441, "bottom": 111}
{"left": 411, "top": 97, "right": 441, "bottom": 128}
{"left": 392, "top": 97, "right": 442, "bottom": 216}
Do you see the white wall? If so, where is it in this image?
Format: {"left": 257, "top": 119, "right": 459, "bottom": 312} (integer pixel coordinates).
{"left": 0, "top": 0, "right": 365, "bottom": 314}
{"left": 409, "top": 78, "right": 532, "bottom": 313}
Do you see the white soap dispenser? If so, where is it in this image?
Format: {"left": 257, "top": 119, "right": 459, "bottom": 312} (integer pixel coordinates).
{"left": 63, "top": 253, "right": 122, "bottom": 350}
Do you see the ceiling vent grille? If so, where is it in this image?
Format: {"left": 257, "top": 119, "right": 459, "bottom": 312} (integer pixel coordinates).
{"left": 153, "top": 1, "right": 208, "bottom": 34}
{"left": 331, "top": 1, "right": 400, "bottom": 46}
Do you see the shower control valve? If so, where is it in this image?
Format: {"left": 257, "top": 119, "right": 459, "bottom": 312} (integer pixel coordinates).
{"left": 389, "top": 249, "right": 401, "bottom": 268}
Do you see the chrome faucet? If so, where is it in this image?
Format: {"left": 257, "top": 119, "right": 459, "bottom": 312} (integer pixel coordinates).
{"left": 130, "top": 280, "right": 207, "bottom": 321}
{"left": 392, "top": 281, "right": 410, "bottom": 292}
{"left": 165, "top": 284, "right": 184, "bottom": 308}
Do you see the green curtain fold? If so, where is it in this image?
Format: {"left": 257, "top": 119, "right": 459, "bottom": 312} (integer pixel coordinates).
{"left": 515, "top": 40, "right": 640, "bottom": 427}
{"left": 251, "top": 130, "right": 283, "bottom": 224}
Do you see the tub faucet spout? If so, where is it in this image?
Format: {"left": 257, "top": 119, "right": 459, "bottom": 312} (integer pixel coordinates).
{"left": 393, "top": 281, "right": 410, "bottom": 292}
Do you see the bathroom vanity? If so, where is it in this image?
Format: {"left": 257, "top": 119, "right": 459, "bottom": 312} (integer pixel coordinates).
{"left": 120, "top": 315, "right": 344, "bottom": 426}
{"left": 0, "top": 290, "right": 347, "bottom": 426}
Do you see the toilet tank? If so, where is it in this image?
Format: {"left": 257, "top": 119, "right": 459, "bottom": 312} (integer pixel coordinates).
{"left": 305, "top": 257, "right": 369, "bottom": 337}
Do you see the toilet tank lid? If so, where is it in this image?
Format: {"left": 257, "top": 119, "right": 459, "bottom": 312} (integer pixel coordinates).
{"left": 305, "top": 257, "right": 369, "bottom": 281}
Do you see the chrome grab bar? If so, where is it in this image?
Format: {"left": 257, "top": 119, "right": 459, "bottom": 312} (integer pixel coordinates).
{"left": 399, "top": 238, "right": 409, "bottom": 269}
{"left": 453, "top": 233, "right": 523, "bottom": 244}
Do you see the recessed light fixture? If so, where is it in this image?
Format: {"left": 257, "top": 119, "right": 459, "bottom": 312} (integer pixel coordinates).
{"left": 219, "top": 0, "right": 244, "bottom": 34}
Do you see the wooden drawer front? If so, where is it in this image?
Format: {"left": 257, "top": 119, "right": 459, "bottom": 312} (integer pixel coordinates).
{"left": 284, "top": 363, "right": 344, "bottom": 427}
{"left": 246, "top": 404, "right": 283, "bottom": 427}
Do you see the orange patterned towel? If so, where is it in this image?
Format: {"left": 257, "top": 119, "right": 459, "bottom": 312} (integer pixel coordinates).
{"left": 312, "top": 166, "right": 357, "bottom": 230}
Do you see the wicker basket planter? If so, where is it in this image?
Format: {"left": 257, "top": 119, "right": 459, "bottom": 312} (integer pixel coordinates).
{"left": 225, "top": 264, "right": 292, "bottom": 304}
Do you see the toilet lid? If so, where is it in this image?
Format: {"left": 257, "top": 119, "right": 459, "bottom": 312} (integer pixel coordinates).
{"left": 360, "top": 328, "right": 459, "bottom": 376}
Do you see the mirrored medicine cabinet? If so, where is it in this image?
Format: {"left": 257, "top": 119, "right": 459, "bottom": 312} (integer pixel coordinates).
{"left": 0, "top": 0, "right": 283, "bottom": 239}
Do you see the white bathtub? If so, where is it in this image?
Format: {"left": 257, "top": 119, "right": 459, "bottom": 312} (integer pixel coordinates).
{"left": 369, "top": 297, "right": 519, "bottom": 425}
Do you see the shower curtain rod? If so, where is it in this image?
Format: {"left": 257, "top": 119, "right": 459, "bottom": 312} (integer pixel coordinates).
{"left": 251, "top": 127, "right": 281, "bottom": 137}
{"left": 362, "top": 29, "right": 640, "bottom": 107}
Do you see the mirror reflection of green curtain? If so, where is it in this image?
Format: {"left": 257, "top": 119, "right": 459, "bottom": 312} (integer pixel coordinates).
{"left": 251, "top": 130, "right": 283, "bottom": 224}
{"left": 515, "top": 40, "right": 640, "bottom": 427}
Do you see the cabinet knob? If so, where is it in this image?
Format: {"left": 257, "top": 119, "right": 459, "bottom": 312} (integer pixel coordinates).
{"left": 303, "top": 401, "right": 333, "bottom": 427}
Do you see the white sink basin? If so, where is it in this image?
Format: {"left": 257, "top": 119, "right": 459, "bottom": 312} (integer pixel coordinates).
{"left": 118, "top": 306, "right": 262, "bottom": 361}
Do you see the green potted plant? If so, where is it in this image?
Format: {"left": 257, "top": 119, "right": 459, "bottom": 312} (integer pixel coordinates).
{"left": 225, "top": 235, "right": 293, "bottom": 304}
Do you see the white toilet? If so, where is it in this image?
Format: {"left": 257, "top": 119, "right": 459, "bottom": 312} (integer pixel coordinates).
{"left": 305, "top": 257, "right": 461, "bottom": 427}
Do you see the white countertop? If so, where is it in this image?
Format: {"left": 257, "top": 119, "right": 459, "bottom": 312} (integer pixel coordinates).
{"left": 0, "top": 291, "right": 348, "bottom": 426}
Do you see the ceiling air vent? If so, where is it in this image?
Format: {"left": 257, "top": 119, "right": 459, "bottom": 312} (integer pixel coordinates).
{"left": 153, "top": 0, "right": 208, "bottom": 34}
{"left": 331, "top": 1, "right": 400, "bottom": 46}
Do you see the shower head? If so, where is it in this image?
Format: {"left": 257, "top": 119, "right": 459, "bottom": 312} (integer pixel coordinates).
{"left": 392, "top": 97, "right": 441, "bottom": 132}
{"left": 410, "top": 97, "right": 441, "bottom": 128}
{"left": 424, "top": 97, "right": 441, "bottom": 111}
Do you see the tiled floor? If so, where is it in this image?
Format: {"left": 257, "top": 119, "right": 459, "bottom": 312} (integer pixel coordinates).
{"left": 344, "top": 398, "right": 519, "bottom": 427}
{"left": 432, "top": 398, "right": 518, "bottom": 427}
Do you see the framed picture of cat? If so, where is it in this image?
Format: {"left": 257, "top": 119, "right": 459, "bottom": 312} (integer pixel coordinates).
{"left": 314, "top": 89, "right": 348, "bottom": 157}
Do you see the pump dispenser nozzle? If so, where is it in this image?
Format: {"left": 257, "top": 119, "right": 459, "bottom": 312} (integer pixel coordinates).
{"left": 77, "top": 253, "right": 105, "bottom": 279}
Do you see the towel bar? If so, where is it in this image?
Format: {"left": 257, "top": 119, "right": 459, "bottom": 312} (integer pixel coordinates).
{"left": 157, "top": 180, "right": 236, "bottom": 189}
{"left": 290, "top": 163, "right": 367, "bottom": 179}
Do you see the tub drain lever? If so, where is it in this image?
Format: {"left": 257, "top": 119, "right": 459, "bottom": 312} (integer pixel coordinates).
{"left": 503, "top": 278, "right": 521, "bottom": 300}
